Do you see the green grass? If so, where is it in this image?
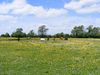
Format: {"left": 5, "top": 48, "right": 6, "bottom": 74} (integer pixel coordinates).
{"left": 0, "top": 38, "right": 100, "bottom": 75}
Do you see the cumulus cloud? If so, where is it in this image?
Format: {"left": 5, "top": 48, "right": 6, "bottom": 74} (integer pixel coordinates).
{"left": 0, "top": 15, "right": 17, "bottom": 22}
{"left": 0, "top": 0, "right": 67, "bottom": 18}
{"left": 12, "top": 5, "right": 67, "bottom": 18}
{"left": 0, "top": 2, "right": 10, "bottom": 14}
{"left": 64, "top": 0, "right": 100, "bottom": 14}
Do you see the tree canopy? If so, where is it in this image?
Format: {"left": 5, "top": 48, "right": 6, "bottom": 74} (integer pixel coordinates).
{"left": 38, "top": 25, "right": 48, "bottom": 38}
{"left": 27, "top": 30, "right": 35, "bottom": 38}
{"left": 0, "top": 25, "right": 100, "bottom": 39}
{"left": 11, "top": 28, "right": 26, "bottom": 41}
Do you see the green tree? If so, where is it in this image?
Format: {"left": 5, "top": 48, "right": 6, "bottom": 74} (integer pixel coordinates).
{"left": 71, "top": 25, "right": 85, "bottom": 38}
{"left": 27, "top": 30, "right": 35, "bottom": 38}
{"left": 87, "top": 25, "right": 100, "bottom": 38}
{"left": 64, "top": 34, "right": 69, "bottom": 40}
{"left": 54, "top": 32, "right": 65, "bottom": 38}
{"left": 1, "top": 33, "right": 10, "bottom": 37}
{"left": 87, "top": 25, "right": 93, "bottom": 37}
{"left": 11, "top": 28, "right": 26, "bottom": 41}
{"left": 38, "top": 25, "right": 48, "bottom": 38}
{"left": 92, "top": 27, "right": 100, "bottom": 38}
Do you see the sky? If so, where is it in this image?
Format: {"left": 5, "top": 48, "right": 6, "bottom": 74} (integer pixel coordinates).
{"left": 0, "top": 0, "right": 100, "bottom": 34}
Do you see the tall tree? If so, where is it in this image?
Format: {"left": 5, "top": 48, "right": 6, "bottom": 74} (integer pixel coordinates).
{"left": 27, "top": 30, "right": 35, "bottom": 38}
{"left": 93, "top": 27, "right": 100, "bottom": 38}
{"left": 38, "top": 25, "right": 48, "bottom": 38}
{"left": 87, "top": 25, "right": 100, "bottom": 38}
{"left": 87, "top": 25, "right": 93, "bottom": 37}
{"left": 11, "top": 28, "right": 26, "bottom": 41}
{"left": 71, "top": 25, "right": 85, "bottom": 38}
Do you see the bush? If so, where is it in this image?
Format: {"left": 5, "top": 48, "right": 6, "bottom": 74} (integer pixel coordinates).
{"left": 64, "top": 37, "right": 68, "bottom": 40}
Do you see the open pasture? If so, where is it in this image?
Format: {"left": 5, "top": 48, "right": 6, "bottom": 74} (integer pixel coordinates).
{"left": 0, "top": 38, "right": 100, "bottom": 75}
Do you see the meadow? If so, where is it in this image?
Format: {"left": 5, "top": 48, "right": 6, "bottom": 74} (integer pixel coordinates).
{"left": 0, "top": 38, "right": 100, "bottom": 75}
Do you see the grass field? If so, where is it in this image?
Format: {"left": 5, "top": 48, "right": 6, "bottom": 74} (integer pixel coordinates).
{"left": 0, "top": 38, "right": 100, "bottom": 75}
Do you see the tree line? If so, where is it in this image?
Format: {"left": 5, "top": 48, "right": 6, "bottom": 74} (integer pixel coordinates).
{"left": 71, "top": 25, "right": 100, "bottom": 38}
{"left": 0, "top": 25, "right": 100, "bottom": 41}
{"left": 0, "top": 25, "right": 49, "bottom": 41}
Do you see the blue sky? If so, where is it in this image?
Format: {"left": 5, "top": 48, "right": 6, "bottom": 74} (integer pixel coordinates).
{"left": 0, "top": 0, "right": 100, "bottom": 34}
{"left": 28, "top": 0, "right": 66, "bottom": 8}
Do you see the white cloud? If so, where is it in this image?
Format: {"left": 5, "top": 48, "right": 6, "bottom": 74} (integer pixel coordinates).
{"left": 0, "top": 0, "right": 67, "bottom": 18}
{"left": 64, "top": 0, "right": 100, "bottom": 14}
{"left": 12, "top": 5, "right": 67, "bottom": 17}
{"left": 0, "top": 0, "right": 100, "bottom": 35}
{"left": 0, "top": 15, "right": 17, "bottom": 22}
{"left": 0, "top": 2, "right": 10, "bottom": 14}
